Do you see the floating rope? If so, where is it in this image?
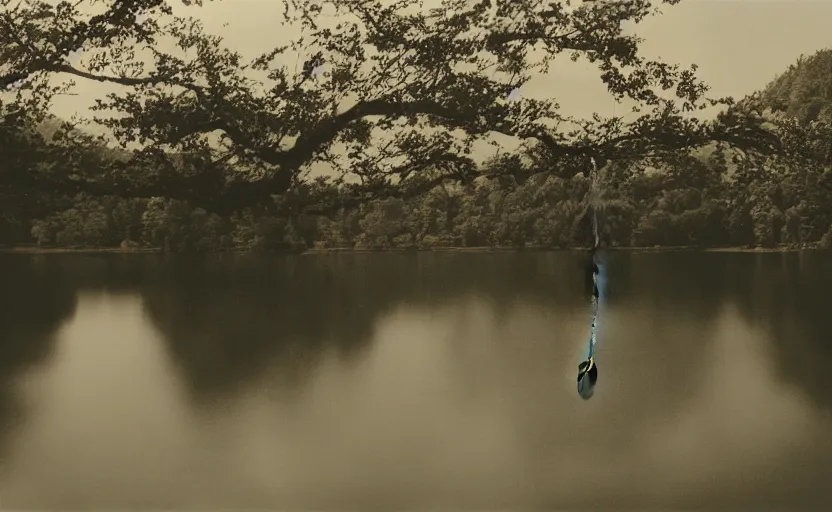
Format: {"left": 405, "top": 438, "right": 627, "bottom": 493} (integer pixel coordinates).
{"left": 577, "top": 157, "right": 604, "bottom": 400}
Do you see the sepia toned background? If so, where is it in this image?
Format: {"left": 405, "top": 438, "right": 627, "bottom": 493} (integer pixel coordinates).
{"left": 51, "top": 0, "right": 832, "bottom": 122}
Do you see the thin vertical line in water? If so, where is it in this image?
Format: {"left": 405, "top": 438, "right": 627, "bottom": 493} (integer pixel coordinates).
{"left": 588, "top": 157, "right": 603, "bottom": 359}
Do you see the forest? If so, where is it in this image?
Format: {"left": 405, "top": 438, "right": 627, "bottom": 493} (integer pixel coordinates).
{"left": 1, "top": 0, "right": 831, "bottom": 252}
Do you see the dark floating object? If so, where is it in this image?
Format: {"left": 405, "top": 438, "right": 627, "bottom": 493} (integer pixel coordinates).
{"left": 577, "top": 358, "right": 598, "bottom": 400}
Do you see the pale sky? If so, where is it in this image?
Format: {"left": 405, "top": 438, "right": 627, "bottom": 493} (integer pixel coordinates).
{"left": 33, "top": 0, "right": 832, "bottom": 178}
{"left": 48, "top": 0, "right": 832, "bottom": 123}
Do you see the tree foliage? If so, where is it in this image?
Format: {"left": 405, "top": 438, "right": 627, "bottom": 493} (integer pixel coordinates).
{"left": 1, "top": 0, "right": 786, "bottom": 215}
{"left": 13, "top": 141, "right": 831, "bottom": 251}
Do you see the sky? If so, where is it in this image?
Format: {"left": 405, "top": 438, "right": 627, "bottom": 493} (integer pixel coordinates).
{"left": 47, "top": 0, "right": 832, "bottom": 123}
{"left": 32, "top": 0, "right": 832, "bottom": 176}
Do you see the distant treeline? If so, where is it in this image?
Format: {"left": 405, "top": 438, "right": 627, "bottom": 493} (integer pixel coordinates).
{"left": 3, "top": 6, "right": 832, "bottom": 253}
{"left": 4, "top": 150, "right": 831, "bottom": 251}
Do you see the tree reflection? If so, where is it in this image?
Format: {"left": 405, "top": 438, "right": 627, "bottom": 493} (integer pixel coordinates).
{"left": 2, "top": 250, "right": 829, "bottom": 428}
{"left": 724, "top": 252, "right": 832, "bottom": 413}
{"left": 0, "top": 255, "right": 78, "bottom": 457}
{"left": 137, "top": 251, "right": 746, "bottom": 413}
{"left": 138, "top": 252, "right": 585, "bottom": 405}
{"left": 589, "top": 251, "right": 728, "bottom": 418}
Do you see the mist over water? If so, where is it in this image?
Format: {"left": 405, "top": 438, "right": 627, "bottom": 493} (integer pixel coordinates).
{"left": 0, "top": 251, "right": 830, "bottom": 509}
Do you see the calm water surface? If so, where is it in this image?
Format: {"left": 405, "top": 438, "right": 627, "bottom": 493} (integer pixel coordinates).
{"left": 0, "top": 251, "right": 831, "bottom": 509}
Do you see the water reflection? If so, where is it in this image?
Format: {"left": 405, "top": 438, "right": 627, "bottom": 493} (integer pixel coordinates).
{"left": 722, "top": 251, "right": 832, "bottom": 413}
{"left": 0, "top": 256, "right": 78, "bottom": 459}
{"left": 0, "top": 294, "right": 194, "bottom": 508}
{"left": 622, "top": 306, "right": 831, "bottom": 509}
{"left": 139, "top": 253, "right": 583, "bottom": 405}
{"left": 0, "top": 252, "right": 829, "bottom": 508}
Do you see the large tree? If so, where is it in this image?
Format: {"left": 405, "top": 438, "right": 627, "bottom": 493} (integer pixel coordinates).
{"left": 0, "top": 0, "right": 783, "bottom": 215}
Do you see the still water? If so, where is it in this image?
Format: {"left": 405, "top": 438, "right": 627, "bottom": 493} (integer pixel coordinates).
{"left": 0, "top": 251, "right": 830, "bottom": 509}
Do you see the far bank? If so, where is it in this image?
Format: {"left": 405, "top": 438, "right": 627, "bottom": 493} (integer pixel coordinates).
{"left": 0, "top": 244, "right": 825, "bottom": 256}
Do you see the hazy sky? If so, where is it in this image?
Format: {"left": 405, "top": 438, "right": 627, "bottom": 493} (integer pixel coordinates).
{"left": 49, "top": 0, "right": 832, "bottom": 124}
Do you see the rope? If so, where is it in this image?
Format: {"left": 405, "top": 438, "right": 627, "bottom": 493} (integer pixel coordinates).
{"left": 587, "top": 91, "right": 616, "bottom": 357}
{"left": 577, "top": 156, "right": 605, "bottom": 399}
{"left": 577, "top": 94, "right": 616, "bottom": 399}
{"left": 587, "top": 156, "right": 603, "bottom": 360}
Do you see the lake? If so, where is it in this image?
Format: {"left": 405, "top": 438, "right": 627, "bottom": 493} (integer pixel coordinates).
{"left": 0, "top": 251, "right": 831, "bottom": 509}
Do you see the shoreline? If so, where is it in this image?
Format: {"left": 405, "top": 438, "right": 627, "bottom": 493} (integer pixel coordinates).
{"left": 0, "top": 244, "right": 823, "bottom": 255}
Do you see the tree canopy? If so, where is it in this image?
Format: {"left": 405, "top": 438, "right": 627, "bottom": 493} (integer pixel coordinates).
{"left": 1, "top": 0, "right": 786, "bottom": 216}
